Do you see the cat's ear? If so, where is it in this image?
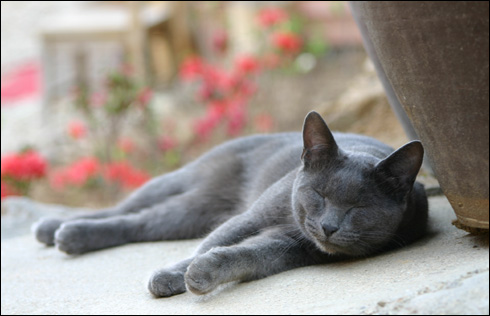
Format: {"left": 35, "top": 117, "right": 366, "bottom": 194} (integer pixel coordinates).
{"left": 375, "top": 141, "right": 424, "bottom": 197}
{"left": 301, "top": 111, "right": 338, "bottom": 167}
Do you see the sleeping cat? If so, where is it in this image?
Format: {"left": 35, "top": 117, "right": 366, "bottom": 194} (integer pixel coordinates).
{"left": 33, "top": 111, "right": 428, "bottom": 297}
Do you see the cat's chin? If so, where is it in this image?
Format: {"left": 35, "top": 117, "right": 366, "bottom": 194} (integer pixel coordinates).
{"left": 308, "top": 237, "right": 347, "bottom": 255}
{"left": 312, "top": 238, "right": 362, "bottom": 256}
{"left": 302, "top": 230, "right": 344, "bottom": 255}
{"left": 315, "top": 242, "right": 340, "bottom": 254}
{"left": 302, "top": 229, "right": 350, "bottom": 255}
{"left": 315, "top": 242, "right": 364, "bottom": 256}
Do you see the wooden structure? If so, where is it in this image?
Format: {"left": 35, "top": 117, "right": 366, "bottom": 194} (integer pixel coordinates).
{"left": 40, "top": 1, "right": 194, "bottom": 107}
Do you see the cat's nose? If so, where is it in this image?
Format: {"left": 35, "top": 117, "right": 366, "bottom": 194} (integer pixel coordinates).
{"left": 322, "top": 223, "right": 338, "bottom": 237}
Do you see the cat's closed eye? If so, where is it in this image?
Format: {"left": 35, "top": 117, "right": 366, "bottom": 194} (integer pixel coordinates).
{"left": 312, "top": 188, "right": 324, "bottom": 197}
{"left": 349, "top": 205, "right": 367, "bottom": 211}
{"left": 345, "top": 205, "right": 368, "bottom": 215}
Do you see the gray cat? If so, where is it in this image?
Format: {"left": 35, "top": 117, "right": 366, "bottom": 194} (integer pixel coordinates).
{"left": 33, "top": 111, "right": 428, "bottom": 297}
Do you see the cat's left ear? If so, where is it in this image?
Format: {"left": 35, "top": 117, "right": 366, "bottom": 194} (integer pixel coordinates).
{"left": 301, "top": 111, "right": 339, "bottom": 168}
{"left": 375, "top": 141, "right": 424, "bottom": 195}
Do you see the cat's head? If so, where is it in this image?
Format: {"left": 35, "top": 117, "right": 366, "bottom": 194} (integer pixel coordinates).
{"left": 292, "top": 111, "right": 424, "bottom": 256}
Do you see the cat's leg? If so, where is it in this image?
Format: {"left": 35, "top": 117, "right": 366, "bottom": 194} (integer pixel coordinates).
{"left": 33, "top": 207, "right": 123, "bottom": 246}
{"left": 34, "top": 168, "right": 191, "bottom": 246}
{"left": 148, "top": 176, "right": 296, "bottom": 298}
{"left": 185, "top": 228, "right": 316, "bottom": 295}
{"left": 147, "top": 210, "right": 272, "bottom": 297}
{"left": 148, "top": 220, "right": 304, "bottom": 298}
{"left": 148, "top": 258, "right": 194, "bottom": 297}
{"left": 54, "top": 191, "right": 234, "bottom": 255}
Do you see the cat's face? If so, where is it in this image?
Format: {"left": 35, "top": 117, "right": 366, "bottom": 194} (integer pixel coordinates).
{"left": 292, "top": 154, "right": 405, "bottom": 256}
{"left": 292, "top": 112, "right": 423, "bottom": 256}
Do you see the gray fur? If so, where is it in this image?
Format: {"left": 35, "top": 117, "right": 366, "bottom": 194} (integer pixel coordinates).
{"left": 34, "top": 111, "right": 428, "bottom": 297}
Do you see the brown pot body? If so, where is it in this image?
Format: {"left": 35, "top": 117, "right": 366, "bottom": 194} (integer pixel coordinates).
{"left": 350, "top": 1, "right": 489, "bottom": 229}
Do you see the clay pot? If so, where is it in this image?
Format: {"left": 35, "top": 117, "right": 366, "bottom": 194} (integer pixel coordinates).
{"left": 349, "top": 1, "right": 489, "bottom": 230}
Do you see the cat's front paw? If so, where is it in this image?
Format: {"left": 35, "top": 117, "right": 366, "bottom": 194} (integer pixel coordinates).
{"left": 54, "top": 221, "right": 92, "bottom": 255}
{"left": 32, "top": 218, "right": 63, "bottom": 246}
{"left": 148, "top": 269, "right": 187, "bottom": 298}
{"left": 185, "top": 248, "right": 232, "bottom": 295}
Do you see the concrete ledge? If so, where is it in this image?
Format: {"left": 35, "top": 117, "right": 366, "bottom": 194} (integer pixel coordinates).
{"left": 1, "top": 196, "right": 488, "bottom": 314}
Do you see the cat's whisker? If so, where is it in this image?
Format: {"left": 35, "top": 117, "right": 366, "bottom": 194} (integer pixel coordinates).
{"left": 359, "top": 231, "right": 407, "bottom": 249}
{"left": 271, "top": 233, "right": 309, "bottom": 264}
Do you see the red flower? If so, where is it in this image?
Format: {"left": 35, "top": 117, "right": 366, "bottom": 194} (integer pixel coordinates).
{"left": 236, "top": 80, "right": 257, "bottom": 98}
{"left": 271, "top": 31, "right": 302, "bottom": 54}
{"left": 49, "top": 172, "right": 68, "bottom": 191}
{"left": 261, "top": 53, "right": 281, "bottom": 69}
{"left": 257, "top": 7, "right": 288, "bottom": 28}
{"left": 193, "top": 104, "right": 224, "bottom": 142}
{"left": 66, "top": 158, "right": 99, "bottom": 186}
{"left": 50, "top": 157, "right": 99, "bottom": 190}
{"left": 180, "top": 57, "right": 205, "bottom": 81}
{"left": 197, "top": 83, "right": 214, "bottom": 101}
{"left": 117, "top": 138, "right": 136, "bottom": 154}
{"left": 226, "top": 102, "right": 247, "bottom": 137}
{"left": 212, "top": 29, "right": 228, "bottom": 54}
{"left": 90, "top": 91, "right": 107, "bottom": 108}
{"left": 204, "top": 66, "right": 236, "bottom": 95}
{"left": 137, "top": 87, "right": 153, "bottom": 108}
{"left": 235, "top": 55, "right": 260, "bottom": 75}
{"left": 158, "top": 135, "right": 178, "bottom": 152}
{"left": 68, "top": 120, "right": 86, "bottom": 139}
{"left": 103, "top": 161, "right": 149, "bottom": 189}
{"left": 1, "top": 151, "right": 47, "bottom": 181}
{"left": 1, "top": 61, "right": 41, "bottom": 104}
{"left": 193, "top": 65, "right": 232, "bottom": 102}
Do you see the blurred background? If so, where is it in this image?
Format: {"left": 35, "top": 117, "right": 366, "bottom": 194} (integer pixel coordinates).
{"left": 1, "top": 1, "right": 408, "bottom": 207}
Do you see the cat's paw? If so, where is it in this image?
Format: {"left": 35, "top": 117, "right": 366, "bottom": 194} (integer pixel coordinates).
{"left": 148, "top": 269, "right": 187, "bottom": 298}
{"left": 185, "top": 248, "right": 232, "bottom": 295}
{"left": 54, "top": 221, "right": 91, "bottom": 255}
{"left": 32, "top": 218, "right": 63, "bottom": 246}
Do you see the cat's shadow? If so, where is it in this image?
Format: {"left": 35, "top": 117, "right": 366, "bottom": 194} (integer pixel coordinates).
{"left": 191, "top": 282, "right": 239, "bottom": 303}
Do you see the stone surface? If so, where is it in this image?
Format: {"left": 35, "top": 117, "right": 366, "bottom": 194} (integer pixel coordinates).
{"left": 1, "top": 197, "right": 89, "bottom": 240}
{"left": 1, "top": 196, "right": 488, "bottom": 315}
{"left": 319, "top": 59, "right": 409, "bottom": 149}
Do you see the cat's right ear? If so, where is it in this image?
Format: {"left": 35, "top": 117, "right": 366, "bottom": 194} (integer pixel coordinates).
{"left": 375, "top": 141, "right": 424, "bottom": 199}
{"left": 301, "top": 111, "right": 338, "bottom": 168}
